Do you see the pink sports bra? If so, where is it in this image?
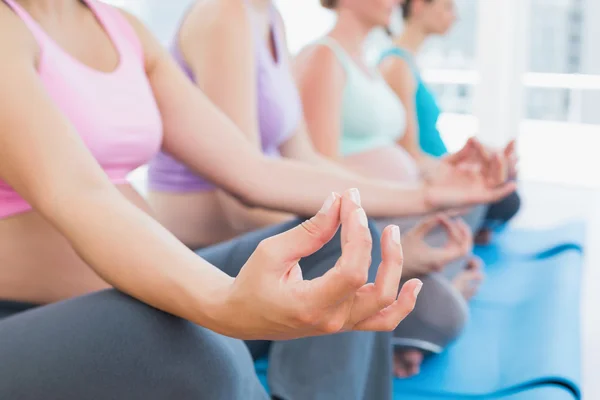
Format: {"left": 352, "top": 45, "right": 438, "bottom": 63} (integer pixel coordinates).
{"left": 0, "top": 0, "right": 163, "bottom": 219}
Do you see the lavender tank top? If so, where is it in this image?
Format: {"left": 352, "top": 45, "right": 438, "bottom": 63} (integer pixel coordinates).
{"left": 147, "top": 5, "right": 302, "bottom": 192}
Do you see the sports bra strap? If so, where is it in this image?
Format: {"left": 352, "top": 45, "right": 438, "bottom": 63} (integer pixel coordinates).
{"left": 84, "top": 0, "right": 144, "bottom": 62}
{"left": 314, "top": 36, "right": 352, "bottom": 73}
{"left": 2, "top": 0, "right": 50, "bottom": 44}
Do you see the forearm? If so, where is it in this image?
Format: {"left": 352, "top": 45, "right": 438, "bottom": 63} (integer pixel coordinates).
{"left": 397, "top": 134, "right": 438, "bottom": 177}
{"left": 159, "top": 88, "right": 430, "bottom": 219}
{"left": 415, "top": 153, "right": 441, "bottom": 178}
{"left": 41, "top": 186, "right": 232, "bottom": 331}
{"left": 398, "top": 135, "right": 427, "bottom": 162}
{"left": 241, "top": 156, "right": 430, "bottom": 218}
{"left": 303, "top": 149, "right": 358, "bottom": 179}
{"left": 217, "top": 191, "right": 295, "bottom": 233}
{"left": 155, "top": 54, "right": 430, "bottom": 219}
{"left": 312, "top": 153, "right": 433, "bottom": 215}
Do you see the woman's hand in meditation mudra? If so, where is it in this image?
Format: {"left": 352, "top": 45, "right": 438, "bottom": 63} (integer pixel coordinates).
{"left": 421, "top": 138, "right": 516, "bottom": 210}
{"left": 219, "top": 189, "right": 422, "bottom": 340}
{"left": 401, "top": 214, "right": 473, "bottom": 278}
{"left": 435, "top": 137, "right": 517, "bottom": 184}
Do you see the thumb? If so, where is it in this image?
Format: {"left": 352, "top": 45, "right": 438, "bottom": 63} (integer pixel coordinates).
{"left": 264, "top": 193, "right": 342, "bottom": 262}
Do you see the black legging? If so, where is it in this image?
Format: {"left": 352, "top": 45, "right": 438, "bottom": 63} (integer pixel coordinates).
{"left": 0, "top": 219, "right": 392, "bottom": 400}
{"left": 484, "top": 191, "right": 521, "bottom": 227}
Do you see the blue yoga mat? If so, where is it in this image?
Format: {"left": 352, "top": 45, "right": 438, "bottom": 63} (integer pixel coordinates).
{"left": 475, "top": 221, "right": 585, "bottom": 264}
{"left": 255, "top": 223, "right": 584, "bottom": 399}
{"left": 393, "top": 249, "right": 582, "bottom": 400}
{"left": 394, "top": 384, "right": 575, "bottom": 400}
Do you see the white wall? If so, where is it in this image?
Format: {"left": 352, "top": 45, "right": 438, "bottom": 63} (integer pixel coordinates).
{"left": 580, "top": 0, "right": 600, "bottom": 124}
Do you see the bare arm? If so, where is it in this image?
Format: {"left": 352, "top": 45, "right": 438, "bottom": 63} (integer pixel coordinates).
{"left": 292, "top": 41, "right": 515, "bottom": 210}
{"left": 179, "top": 1, "right": 259, "bottom": 147}
{"left": 0, "top": 5, "right": 421, "bottom": 340}
{"left": 279, "top": 119, "right": 360, "bottom": 179}
{"left": 129, "top": 6, "right": 514, "bottom": 219}
{"left": 179, "top": 1, "right": 291, "bottom": 229}
{"left": 379, "top": 57, "right": 436, "bottom": 168}
{"left": 0, "top": 8, "right": 231, "bottom": 329}
{"left": 294, "top": 44, "right": 346, "bottom": 160}
{"left": 294, "top": 42, "right": 431, "bottom": 179}
{"left": 127, "top": 13, "right": 430, "bottom": 218}
{"left": 269, "top": 11, "right": 363, "bottom": 179}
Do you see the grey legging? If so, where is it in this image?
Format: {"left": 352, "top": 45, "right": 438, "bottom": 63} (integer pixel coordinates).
{"left": 376, "top": 205, "right": 487, "bottom": 354}
{"left": 0, "top": 218, "right": 392, "bottom": 400}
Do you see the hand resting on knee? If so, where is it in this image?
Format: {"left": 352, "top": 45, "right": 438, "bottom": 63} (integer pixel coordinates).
{"left": 401, "top": 214, "right": 473, "bottom": 278}
{"left": 222, "top": 189, "right": 423, "bottom": 340}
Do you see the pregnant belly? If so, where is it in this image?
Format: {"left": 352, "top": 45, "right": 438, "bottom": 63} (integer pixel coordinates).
{"left": 342, "top": 145, "right": 421, "bottom": 184}
{"left": 0, "top": 184, "right": 151, "bottom": 304}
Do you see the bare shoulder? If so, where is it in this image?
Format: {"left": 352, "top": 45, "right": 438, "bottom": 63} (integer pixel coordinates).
{"left": 180, "top": 0, "right": 250, "bottom": 44}
{"left": 295, "top": 41, "right": 344, "bottom": 82}
{"left": 113, "top": 6, "right": 147, "bottom": 35}
{"left": 110, "top": 6, "right": 163, "bottom": 70}
{"left": 379, "top": 55, "right": 415, "bottom": 87}
{"left": 0, "top": 2, "right": 39, "bottom": 66}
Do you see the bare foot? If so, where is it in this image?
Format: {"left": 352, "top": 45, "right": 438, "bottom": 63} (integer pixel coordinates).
{"left": 394, "top": 349, "right": 424, "bottom": 378}
{"left": 475, "top": 228, "right": 493, "bottom": 245}
{"left": 452, "top": 257, "right": 485, "bottom": 300}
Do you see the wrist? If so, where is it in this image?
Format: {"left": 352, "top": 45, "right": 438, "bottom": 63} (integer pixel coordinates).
{"left": 418, "top": 158, "right": 440, "bottom": 180}
{"left": 186, "top": 274, "right": 237, "bottom": 335}
{"left": 417, "top": 183, "right": 435, "bottom": 214}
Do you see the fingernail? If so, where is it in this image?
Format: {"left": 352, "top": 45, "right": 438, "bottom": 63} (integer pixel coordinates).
{"left": 349, "top": 188, "right": 361, "bottom": 206}
{"left": 319, "top": 192, "right": 336, "bottom": 214}
{"left": 392, "top": 225, "right": 401, "bottom": 245}
{"left": 355, "top": 208, "right": 368, "bottom": 227}
{"left": 413, "top": 281, "right": 423, "bottom": 298}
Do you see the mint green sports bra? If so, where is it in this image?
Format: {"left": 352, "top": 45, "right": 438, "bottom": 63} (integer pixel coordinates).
{"left": 316, "top": 37, "right": 406, "bottom": 156}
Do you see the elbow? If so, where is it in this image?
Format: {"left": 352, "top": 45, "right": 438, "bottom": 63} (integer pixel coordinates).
{"left": 35, "top": 176, "right": 120, "bottom": 228}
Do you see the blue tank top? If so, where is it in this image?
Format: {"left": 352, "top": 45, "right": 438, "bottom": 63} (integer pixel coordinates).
{"left": 380, "top": 47, "right": 448, "bottom": 157}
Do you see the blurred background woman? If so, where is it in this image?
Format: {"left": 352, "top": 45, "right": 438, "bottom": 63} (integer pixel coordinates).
{"left": 294, "top": 0, "right": 515, "bottom": 378}
{"left": 379, "top": 0, "right": 521, "bottom": 244}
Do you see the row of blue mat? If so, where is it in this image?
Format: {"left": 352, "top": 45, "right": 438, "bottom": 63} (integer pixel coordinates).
{"left": 256, "top": 222, "right": 585, "bottom": 399}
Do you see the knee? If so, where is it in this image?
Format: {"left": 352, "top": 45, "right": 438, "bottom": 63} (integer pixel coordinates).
{"left": 441, "top": 294, "right": 469, "bottom": 341}
{"left": 394, "top": 275, "right": 468, "bottom": 352}
{"left": 421, "top": 275, "right": 468, "bottom": 343}
{"left": 488, "top": 191, "right": 521, "bottom": 224}
{"left": 81, "top": 291, "right": 261, "bottom": 398}
{"left": 503, "top": 191, "right": 521, "bottom": 221}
